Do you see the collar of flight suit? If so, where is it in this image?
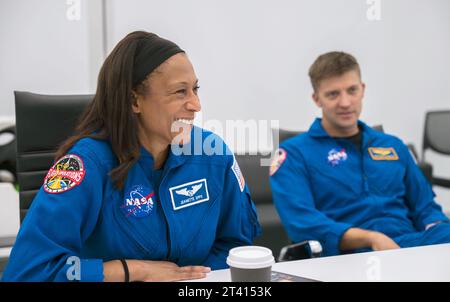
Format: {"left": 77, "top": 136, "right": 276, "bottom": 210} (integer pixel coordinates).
{"left": 137, "top": 125, "right": 212, "bottom": 171}
{"left": 307, "top": 117, "right": 379, "bottom": 148}
{"left": 138, "top": 143, "right": 188, "bottom": 173}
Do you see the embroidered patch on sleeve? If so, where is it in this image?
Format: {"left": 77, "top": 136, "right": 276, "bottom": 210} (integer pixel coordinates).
{"left": 232, "top": 156, "right": 245, "bottom": 192}
{"left": 43, "top": 154, "right": 86, "bottom": 194}
{"left": 270, "top": 148, "right": 287, "bottom": 176}
{"left": 368, "top": 147, "right": 399, "bottom": 161}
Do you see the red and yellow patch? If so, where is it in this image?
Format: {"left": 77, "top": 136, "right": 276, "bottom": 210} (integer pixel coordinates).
{"left": 270, "top": 148, "right": 287, "bottom": 176}
{"left": 43, "top": 154, "right": 86, "bottom": 194}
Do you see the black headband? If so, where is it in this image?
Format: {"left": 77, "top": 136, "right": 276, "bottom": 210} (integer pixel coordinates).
{"left": 133, "top": 33, "right": 185, "bottom": 86}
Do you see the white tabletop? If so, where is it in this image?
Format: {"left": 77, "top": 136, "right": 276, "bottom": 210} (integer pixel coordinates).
{"left": 193, "top": 243, "right": 450, "bottom": 282}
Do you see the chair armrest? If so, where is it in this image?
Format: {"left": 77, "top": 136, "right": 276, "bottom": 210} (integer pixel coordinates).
{"left": 432, "top": 176, "right": 450, "bottom": 189}
{"left": 278, "top": 240, "right": 322, "bottom": 262}
{"left": 0, "top": 236, "right": 15, "bottom": 248}
{"left": 0, "top": 256, "right": 9, "bottom": 279}
{"left": 406, "top": 143, "right": 420, "bottom": 162}
{"left": 416, "top": 161, "right": 450, "bottom": 188}
{"left": 418, "top": 161, "right": 433, "bottom": 184}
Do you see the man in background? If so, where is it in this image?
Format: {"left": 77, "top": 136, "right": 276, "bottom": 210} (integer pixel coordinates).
{"left": 270, "top": 51, "right": 450, "bottom": 256}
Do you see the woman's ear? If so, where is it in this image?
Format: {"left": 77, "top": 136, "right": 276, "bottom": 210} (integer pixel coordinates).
{"left": 131, "top": 91, "right": 141, "bottom": 114}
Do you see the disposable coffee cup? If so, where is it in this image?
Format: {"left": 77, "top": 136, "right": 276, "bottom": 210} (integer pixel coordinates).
{"left": 226, "top": 246, "right": 275, "bottom": 282}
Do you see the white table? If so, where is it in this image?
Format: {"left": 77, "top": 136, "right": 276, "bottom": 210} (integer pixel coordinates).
{"left": 194, "top": 243, "right": 450, "bottom": 282}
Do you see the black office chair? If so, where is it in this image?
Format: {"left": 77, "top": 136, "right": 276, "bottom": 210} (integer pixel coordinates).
{"left": 235, "top": 153, "right": 290, "bottom": 259}
{"left": 419, "top": 111, "right": 450, "bottom": 189}
{"left": 15, "top": 91, "right": 92, "bottom": 222}
{"left": 273, "top": 124, "right": 384, "bottom": 146}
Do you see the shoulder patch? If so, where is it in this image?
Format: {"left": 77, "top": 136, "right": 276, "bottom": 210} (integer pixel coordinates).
{"left": 43, "top": 154, "right": 86, "bottom": 194}
{"left": 270, "top": 148, "right": 287, "bottom": 176}
{"left": 231, "top": 156, "right": 245, "bottom": 192}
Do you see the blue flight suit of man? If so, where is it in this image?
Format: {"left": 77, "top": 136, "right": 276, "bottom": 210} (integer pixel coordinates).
{"left": 270, "top": 118, "right": 450, "bottom": 256}
{"left": 3, "top": 127, "right": 261, "bottom": 281}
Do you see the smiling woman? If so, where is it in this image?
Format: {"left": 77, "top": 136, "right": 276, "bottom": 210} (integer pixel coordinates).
{"left": 131, "top": 52, "right": 201, "bottom": 170}
{"left": 2, "top": 31, "right": 261, "bottom": 282}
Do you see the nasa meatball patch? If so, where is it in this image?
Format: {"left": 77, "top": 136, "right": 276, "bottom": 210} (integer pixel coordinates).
{"left": 43, "top": 154, "right": 86, "bottom": 194}
{"left": 121, "top": 185, "right": 155, "bottom": 218}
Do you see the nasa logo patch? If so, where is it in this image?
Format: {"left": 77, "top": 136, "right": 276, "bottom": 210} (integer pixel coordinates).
{"left": 121, "top": 185, "right": 155, "bottom": 218}
{"left": 327, "top": 148, "right": 348, "bottom": 166}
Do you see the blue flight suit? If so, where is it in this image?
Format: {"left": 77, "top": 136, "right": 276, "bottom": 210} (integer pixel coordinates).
{"left": 2, "top": 127, "right": 261, "bottom": 281}
{"left": 270, "top": 118, "right": 450, "bottom": 256}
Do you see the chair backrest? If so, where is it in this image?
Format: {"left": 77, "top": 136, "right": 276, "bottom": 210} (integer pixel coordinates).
{"left": 273, "top": 124, "right": 384, "bottom": 145}
{"left": 372, "top": 124, "right": 384, "bottom": 133}
{"left": 235, "top": 153, "right": 272, "bottom": 205}
{"left": 236, "top": 128, "right": 309, "bottom": 206}
{"left": 277, "top": 128, "right": 304, "bottom": 144}
{"left": 423, "top": 111, "right": 450, "bottom": 158}
{"left": 235, "top": 152, "right": 289, "bottom": 257}
{"left": 14, "top": 91, "right": 93, "bottom": 222}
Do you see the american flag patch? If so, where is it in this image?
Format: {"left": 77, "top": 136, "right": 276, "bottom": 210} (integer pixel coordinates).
{"left": 231, "top": 156, "right": 245, "bottom": 192}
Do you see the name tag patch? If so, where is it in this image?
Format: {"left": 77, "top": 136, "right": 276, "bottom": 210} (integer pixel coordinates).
{"left": 368, "top": 147, "right": 399, "bottom": 160}
{"left": 169, "top": 179, "right": 209, "bottom": 211}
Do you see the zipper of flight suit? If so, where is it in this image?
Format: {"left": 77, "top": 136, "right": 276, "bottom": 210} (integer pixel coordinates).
{"left": 361, "top": 148, "right": 369, "bottom": 193}
{"left": 343, "top": 137, "right": 369, "bottom": 194}
{"left": 358, "top": 138, "right": 370, "bottom": 194}
{"left": 158, "top": 169, "right": 172, "bottom": 260}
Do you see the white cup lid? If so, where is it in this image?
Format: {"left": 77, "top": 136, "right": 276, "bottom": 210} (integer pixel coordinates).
{"left": 226, "top": 246, "right": 275, "bottom": 269}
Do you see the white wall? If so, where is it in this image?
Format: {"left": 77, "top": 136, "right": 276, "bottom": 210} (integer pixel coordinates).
{"left": 0, "top": 0, "right": 104, "bottom": 234}
{"left": 106, "top": 0, "right": 450, "bottom": 210}
{"left": 1, "top": 0, "right": 450, "bottom": 214}
{"left": 0, "top": 0, "right": 104, "bottom": 122}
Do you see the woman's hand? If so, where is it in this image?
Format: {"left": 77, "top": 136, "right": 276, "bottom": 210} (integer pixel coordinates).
{"left": 129, "top": 260, "right": 211, "bottom": 282}
{"left": 104, "top": 259, "right": 211, "bottom": 282}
